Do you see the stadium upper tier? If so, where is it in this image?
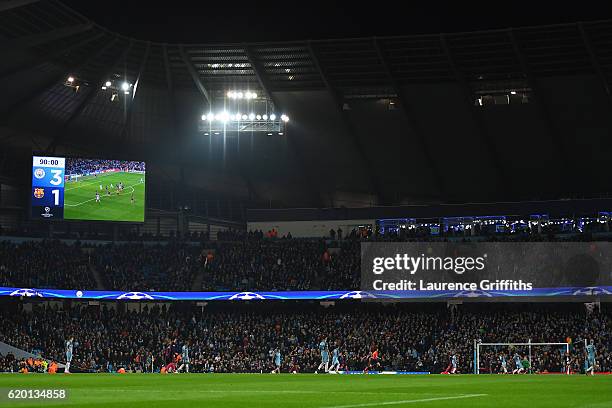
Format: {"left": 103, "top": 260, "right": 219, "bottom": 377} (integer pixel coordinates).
{"left": 1, "top": 2, "right": 611, "bottom": 207}
{"left": 0, "top": 231, "right": 610, "bottom": 292}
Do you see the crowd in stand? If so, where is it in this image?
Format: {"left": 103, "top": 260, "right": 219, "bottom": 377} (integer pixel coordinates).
{"left": 0, "top": 303, "right": 609, "bottom": 374}
{"left": 65, "top": 159, "right": 145, "bottom": 175}
{"left": 0, "top": 241, "right": 94, "bottom": 290}
{"left": 202, "top": 240, "right": 359, "bottom": 291}
{"left": 0, "top": 230, "right": 610, "bottom": 292}
{"left": 93, "top": 243, "right": 202, "bottom": 291}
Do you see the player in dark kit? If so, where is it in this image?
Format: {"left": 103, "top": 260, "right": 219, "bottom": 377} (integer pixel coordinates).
{"left": 364, "top": 345, "right": 380, "bottom": 373}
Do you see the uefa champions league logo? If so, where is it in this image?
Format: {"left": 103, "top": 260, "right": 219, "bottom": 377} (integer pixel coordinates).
{"left": 41, "top": 207, "right": 53, "bottom": 218}
{"left": 572, "top": 287, "right": 612, "bottom": 296}
{"left": 116, "top": 291, "right": 155, "bottom": 300}
{"left": 229, "top": 292, "right": 266, "bottom": 300}
{"left": 454, "top": 290, "right": 493, "bottom": 298}
{"left": 339, "top": 291, "right": 376, "bottom": 299}
{"left": 9, "top": 288, "right": 43, "bottom": 297}
{"left": 34, "top": 168, "right": 45, "bottom": 179}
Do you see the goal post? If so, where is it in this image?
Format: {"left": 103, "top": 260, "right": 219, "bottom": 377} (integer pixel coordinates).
{"left": 475, "top": 340, "right": 569, "bottom": 374}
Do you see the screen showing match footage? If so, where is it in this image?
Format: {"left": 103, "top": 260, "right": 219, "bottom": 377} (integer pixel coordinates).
{"left": 31, "top": 156, "right": 146, "bottom": 222}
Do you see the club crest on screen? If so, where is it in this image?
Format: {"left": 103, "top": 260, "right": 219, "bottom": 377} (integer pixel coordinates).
{"left": 33, "top": 188, "right": 44, "bottom": 199}
{"left": 33, "top": 168, "right": 45, "bottom": 179}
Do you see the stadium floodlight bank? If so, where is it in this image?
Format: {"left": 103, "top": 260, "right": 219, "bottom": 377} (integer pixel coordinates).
{"left": 475, "top": 340, "right": 570, "bottom": 374}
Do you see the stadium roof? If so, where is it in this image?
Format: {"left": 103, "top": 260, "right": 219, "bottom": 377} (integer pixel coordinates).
{"left": 1, "top": 0, "right": 611, "bottom": 210}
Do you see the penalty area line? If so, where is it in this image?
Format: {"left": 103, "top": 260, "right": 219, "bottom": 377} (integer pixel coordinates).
{"left": 320, "top": 394, "right": 488, "bottom": 408}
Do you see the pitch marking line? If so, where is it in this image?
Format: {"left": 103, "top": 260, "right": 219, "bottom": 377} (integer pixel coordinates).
{"left": 64, "top": 182, "right": 141, "bottom": 207}
{"left": 321, "top": 393, "right": 488, "bottom": 408}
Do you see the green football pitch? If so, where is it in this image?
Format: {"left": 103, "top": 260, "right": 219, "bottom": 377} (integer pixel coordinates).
{"left": 63, "top": 172, "right": 145, "bottom": 222}
{"left": 1, "top": 374, "right": 611, "bottom": 407}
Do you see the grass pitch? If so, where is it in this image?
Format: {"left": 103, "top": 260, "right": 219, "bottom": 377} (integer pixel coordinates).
{"left": 1, "top": 374, "right": 611, "bottom": 407}
{"left": 63, "top": 172, "right": 145, "bottom": 222}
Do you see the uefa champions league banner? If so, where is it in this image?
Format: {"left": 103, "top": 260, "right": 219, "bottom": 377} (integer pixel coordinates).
{"left": 1, "top": 286, "right": 612, "bottom": 301}
{"left": 360, "top": 241, "right": 612, "bottom": 299}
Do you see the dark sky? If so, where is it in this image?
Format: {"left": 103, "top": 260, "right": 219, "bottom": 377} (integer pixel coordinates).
{"left": 62, "top": 0, "right": 612, "bottom": 43}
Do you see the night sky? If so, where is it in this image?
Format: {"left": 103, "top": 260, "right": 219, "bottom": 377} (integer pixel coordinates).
{"left": 61, "top": 1, "right": 612, "bottom": 43}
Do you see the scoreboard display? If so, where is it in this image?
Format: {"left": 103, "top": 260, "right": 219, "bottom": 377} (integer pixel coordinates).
{"left": 31, "top": 156, "right": 65, "bottom": 219}
{"left": 31, "top": 155, "right": 146, "bottom": 222}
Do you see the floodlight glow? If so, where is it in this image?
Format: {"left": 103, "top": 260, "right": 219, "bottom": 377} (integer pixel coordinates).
{"left": 251, "top": 92, "right": 257, "bottom": 99}
{"left": 215, "top": 113, "right": 222, "bottom": 121}
{"left": 510, "top": 91, "right": 517, "bottom": 95}
{"left": 121, "top": 82, "right": 130, "bottom": 92}
{"left": 249, "top": 113, "right": 255, "bottom": 120}
{"left": 237, "top": 92, "right": 243, "bottom": 99}
{"left": 220, "top": 111, "right": 230, "bottom": 123}
{"left": 244, "top": 92, "right": 252, "bottom": 99}
{"left": 256, "top": 114, "right": 261, "bottom": 120}
{"left": 67, "top": 76, "right": 75, "bottom": 83}
{"left": 242, "top": 114, "right": 248, "bottom": 120}
{"left": 262, "top": 114, "right": 268, "bottom": 120}
{"left": 207, "top": 113, "right": 214, "bottom": 121}
{"left": 201, "top": 114, "right": 207, "bottom": 121}
{"left": 269, "top": 114, "right": 276, "bottom": 121}
{"left": 105, "top": 81, "right": 112, "bottom": 87}
{"left": 227, "top": 91, "right": 234, "bottom": 98}
{"left": 281, "top": 114, "right": 289, "bottom": 122}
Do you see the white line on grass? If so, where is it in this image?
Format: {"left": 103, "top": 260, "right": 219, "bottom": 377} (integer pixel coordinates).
{"left": 320, "top": 394, "right": 488, "bottom": 408}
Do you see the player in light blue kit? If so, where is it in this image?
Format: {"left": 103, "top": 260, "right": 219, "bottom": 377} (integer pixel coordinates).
{"left": 329, "top": 343, "right": 341, "bottom": 374}
{"left": 272, "top": 348, "right": 282, "bottom": 374}
{"left": 64, "top": 336, "right": 75, "bottom": 373}
{"left": 586, "top": 339, "right": 597, "bottom": 376}
{"left": 512, "top": 353, "right": 524, "bottom": 374}
{"left": 178, "top": 340, "right": 190, "bottom": 373}
{"left": 499, "top": 353, "right": 508, "bottom": 374}
{"left": 315, "top": 337, "right": 329, "bottom": 373}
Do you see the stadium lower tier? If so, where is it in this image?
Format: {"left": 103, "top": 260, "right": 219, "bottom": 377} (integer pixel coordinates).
{"left": 1, "top": 302, "right": 610, "bottom": 374}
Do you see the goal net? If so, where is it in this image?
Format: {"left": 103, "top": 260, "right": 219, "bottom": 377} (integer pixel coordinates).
{"left": 67, "top": 174, "right": 81, "bottom": 183}
{"left": 475, "top": 341, "right": 570, "bottom": 374}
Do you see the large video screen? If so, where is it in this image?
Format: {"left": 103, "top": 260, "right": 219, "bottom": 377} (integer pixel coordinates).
{"left": 31, "top": 156, "right": 146, "bottom": 222}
